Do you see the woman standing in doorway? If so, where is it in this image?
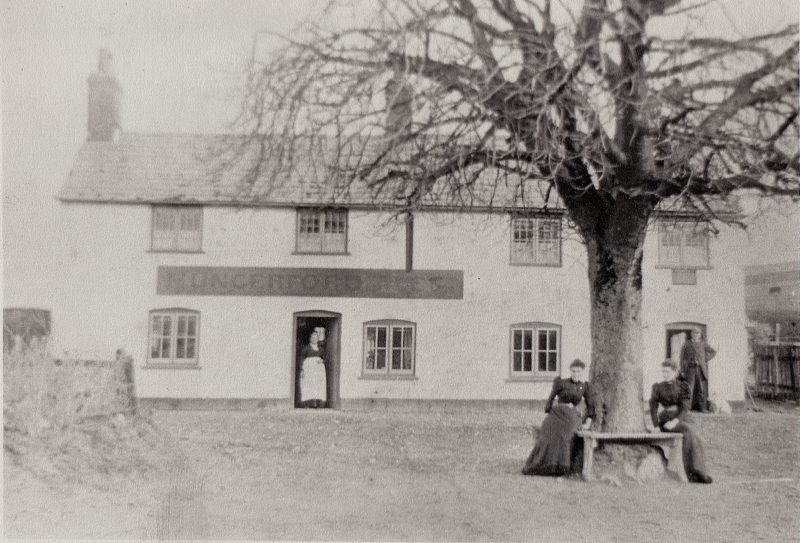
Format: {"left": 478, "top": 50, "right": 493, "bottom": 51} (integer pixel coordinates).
{"left": 300, "top": 330, "right": 327, "bottom": 408}
{"left": 522, "top": 359, "right": 595, "bottom": 476}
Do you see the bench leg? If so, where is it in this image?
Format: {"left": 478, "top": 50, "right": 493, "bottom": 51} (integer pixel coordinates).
{"left": 666, "top": 436, "right": 688, "bottom": 482}
{"left": 582, "top": 438, "right": 595, "bottom": 481}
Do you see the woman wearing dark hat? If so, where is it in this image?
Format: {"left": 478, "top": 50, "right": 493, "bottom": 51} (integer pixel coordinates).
{"left": 648, "top": 359, "right": 713, "bottom": 483}
{"left": 522, "top": 358, "right": 595, "bottom": 476}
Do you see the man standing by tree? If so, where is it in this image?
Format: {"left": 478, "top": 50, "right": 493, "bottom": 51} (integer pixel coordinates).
{"left": 680, "top": 329, "right": 717, "bottom": 412}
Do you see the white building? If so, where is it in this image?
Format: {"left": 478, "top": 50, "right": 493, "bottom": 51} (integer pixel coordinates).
{"left": 51, "top": 53, "right": 749, "bottom": 410}
{"left": 745, "top": 261, "right": 800, "bottom": 340}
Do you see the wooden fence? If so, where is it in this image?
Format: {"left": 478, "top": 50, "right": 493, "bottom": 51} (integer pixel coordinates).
{"left": 752, "top": 342, "right": 800, "bottom": 403}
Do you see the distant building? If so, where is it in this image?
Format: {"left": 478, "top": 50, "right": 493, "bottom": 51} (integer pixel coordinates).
{"left": 745, "top": 261, "right": 800, "bottom": 341}
{"left": 50, "top": 51, "right": 750, "bottom": 409}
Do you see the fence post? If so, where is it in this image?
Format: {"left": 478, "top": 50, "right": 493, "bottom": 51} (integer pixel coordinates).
{"left": 786, "top": 344, "right": 799, "bottom": 405}
{"left": 794, "top": 346, "right": 800, "bottom": 406}
{"left": 754, "top": 342, "right": 800, "bottom": 404}
{"left": 771, "top": 343, "right": 781, "bottom": 400}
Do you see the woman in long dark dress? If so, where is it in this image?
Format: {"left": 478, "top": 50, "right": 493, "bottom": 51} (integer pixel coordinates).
{"left": 648, "top": 359, "right": 713, "bottom": 483}
{"left": 522, "top": 359, "right": 595, "bottom": 476}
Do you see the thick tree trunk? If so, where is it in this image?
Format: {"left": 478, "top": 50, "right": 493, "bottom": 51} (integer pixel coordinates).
{"left": 558, "top": 188, "right": 665, "bottom": 479}
{"left": 584, "top": 203, "right": 653, "bottom": 433}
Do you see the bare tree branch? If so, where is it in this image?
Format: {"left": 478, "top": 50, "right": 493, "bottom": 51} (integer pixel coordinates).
{"left": 226, "top": 0, "right": 799, "bottom": 223}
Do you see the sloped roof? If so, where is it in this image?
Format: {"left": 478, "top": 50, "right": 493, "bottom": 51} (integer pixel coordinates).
{"left": 58, "top": 132, "right": 742, "bottom": 217}
{"left": 58, "top": 133, "right": 558, "bottom": 211}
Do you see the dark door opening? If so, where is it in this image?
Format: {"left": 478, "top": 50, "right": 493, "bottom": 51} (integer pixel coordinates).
{"left": 293, "top": 310, "right": 342, "bottom": 409}
{"left": 665, "top": 322, "right": 708, "bottom": 362}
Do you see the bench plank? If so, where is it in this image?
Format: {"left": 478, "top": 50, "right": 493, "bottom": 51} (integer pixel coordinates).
{"left": 576, "top": 431, "right": 687, "bottom": 483}
{"left": 578, "top": 431, "right": 681, "bottom": 440}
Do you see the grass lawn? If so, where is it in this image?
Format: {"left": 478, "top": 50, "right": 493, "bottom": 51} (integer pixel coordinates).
{"left": 5, "top": 402, "right": 799, "bottom": 541}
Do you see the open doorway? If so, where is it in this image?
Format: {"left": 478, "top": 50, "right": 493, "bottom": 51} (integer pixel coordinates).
{"left": 665, "top": 322, "right": 707, "bottom": 363}
{"left": 292, "top": 310, "right": 342, "bottom": 409}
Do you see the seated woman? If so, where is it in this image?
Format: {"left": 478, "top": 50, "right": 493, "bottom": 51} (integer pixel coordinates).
{"left": 522, "top": 359, "right": 594, "bottom": 476}
{"left": 648, "top": 359, "right": 713, "bottom": 483}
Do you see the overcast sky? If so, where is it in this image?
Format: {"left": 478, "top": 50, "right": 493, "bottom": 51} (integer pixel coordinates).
{"left": 2, "top": 0, "right": 798, "bottom": 307}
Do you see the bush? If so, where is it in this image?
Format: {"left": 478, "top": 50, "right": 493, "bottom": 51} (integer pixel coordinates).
{"left": 5, "top": 340, "right": 169, "bottom": 486}
{"left": 4, "top": 339, "right": 52, "bottom": 435}
{"left": 4, "top": 339, "right": 135, "bottom": 435}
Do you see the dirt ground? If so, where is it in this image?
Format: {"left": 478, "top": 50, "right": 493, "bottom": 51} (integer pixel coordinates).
{"left": 5, "top": 401, "right": 799, "bottom": 542}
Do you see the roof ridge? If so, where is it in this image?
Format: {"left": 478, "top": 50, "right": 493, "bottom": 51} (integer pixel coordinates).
{"left": 119, "top": 131, "right": 239, "bottom": 138}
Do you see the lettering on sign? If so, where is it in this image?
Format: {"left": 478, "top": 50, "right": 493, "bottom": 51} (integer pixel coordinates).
{"left": 157, "top": 266, "right": 463, "bottom": 299}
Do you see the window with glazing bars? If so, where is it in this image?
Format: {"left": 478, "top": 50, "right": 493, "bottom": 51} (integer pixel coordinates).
{"left": 151, "top": 206, "right": 203, "bottom": 252}
{"left": 657, "top": 221, "right": 710, "bottom": 269}
{"left": 510, "top": 324, "right": 560, "bottom": 378}
{"left": 148, "top": 309, "right": 199, "bottom": 365}
{"left": 363, "top": 320, "right": 415, "bottom": 376}
{"left": 510, "top": 216, "right": 561, "bottom": 266}
{"left": 296, "top": 208, "right": 348, "bottom": 253}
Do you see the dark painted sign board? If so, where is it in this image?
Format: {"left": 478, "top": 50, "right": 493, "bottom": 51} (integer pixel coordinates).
{"left": 157, "top": 266, "right": 463, "bottom": 299}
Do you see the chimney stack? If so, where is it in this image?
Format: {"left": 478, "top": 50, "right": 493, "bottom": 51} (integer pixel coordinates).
{"left": 87, "top": 49, "right": 122, "bottom": 141}
{"left": 385, "top": 71, "right": 413, "bottom": 142}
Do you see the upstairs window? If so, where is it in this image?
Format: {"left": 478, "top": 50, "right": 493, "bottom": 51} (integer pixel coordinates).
{"left": 510, "top": 216, "right": 561, "bottom": 266}
{"left": 148, "top": 309, "right": 199, "bottom": 366}
{"left": 510, "top": 323, "right": 560, "bottom": 379}
{"left": 363, "top": 320, "right": 416, "bottom": 377}
{"left": 296, "top": 208, "right": 348, "bottom": 254}
{"left": 657, "top": 221, "right": 710, "bottom": 269}
{"left": 151, "top": 206, "right": 203, "bottom": 252}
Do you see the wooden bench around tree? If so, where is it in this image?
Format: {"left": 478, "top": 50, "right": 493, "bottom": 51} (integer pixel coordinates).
{"left": 576, "top": 431, "right": 687, "bottom": 482}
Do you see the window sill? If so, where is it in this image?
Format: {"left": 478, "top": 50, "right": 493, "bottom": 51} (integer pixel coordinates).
{"left": 147, "top": 250, "right": 205, "bottom": 254}
{"left": 509, "top": 262, "right": 562, "bottom": 268}
{"left": 506, "top": 376, "right": 558, "bottom": 383}
{"left": 359, "top": 374, "right": 418, "bottom": 381}
{"left": 141, "top": 363, "right": 201, "bottom": 370}
{"left": 654, "top": 265, "right": 712, "bottom": 270}
{"left": 292, "top": 251, "right": 351, "bottom": 256}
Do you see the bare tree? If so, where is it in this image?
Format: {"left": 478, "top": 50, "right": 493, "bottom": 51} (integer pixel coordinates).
{"left": 228, "top": 0, "right": 799, "bottom": 432}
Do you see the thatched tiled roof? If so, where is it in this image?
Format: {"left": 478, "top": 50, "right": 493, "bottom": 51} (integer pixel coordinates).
{"left": 58, "top": 133, "right": 559, "bottom": 211}
{"left": 58, "top": 132, "right": 741, "bottom": 218}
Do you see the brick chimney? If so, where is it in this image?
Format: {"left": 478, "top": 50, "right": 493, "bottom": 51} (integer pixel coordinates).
{"left": 87, "top": 49, "right": 122, "bottom": 141}
{"left": 385, "top": 71, "right": 413, "bottom": 141}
